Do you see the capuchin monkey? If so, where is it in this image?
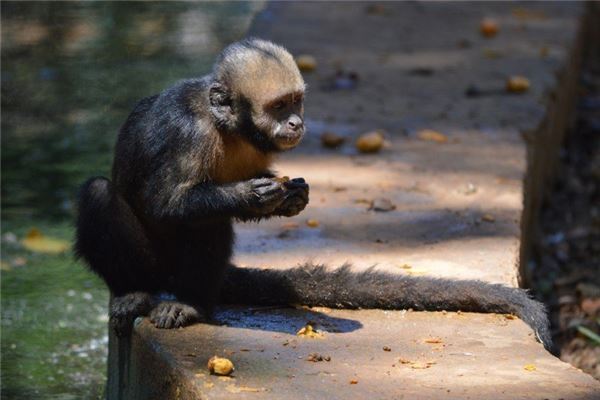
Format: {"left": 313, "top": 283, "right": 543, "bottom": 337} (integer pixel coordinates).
{"left": 75, "top": 39, "right": 552, "bottom": 350}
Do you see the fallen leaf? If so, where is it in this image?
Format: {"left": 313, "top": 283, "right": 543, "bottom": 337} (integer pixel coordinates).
{"left": 369, "top": 198, "right": 396, "bottom": 212}
{"left": 524, "top": 364, "right": 536, "bottom": 371}
{"left": 21, "top": 228, "right": 70, "bottom": 254}
{"left": 349, "top": 379, "right": 359, "bottom": 384}
{"left": 383, "top": 346, "right": 392, "bottom": 352}
{"left": 417, "top": 129, "right": 448, "bottom": 144}
{"left": 424, "top": 337, "right": 443, "bottom": 344}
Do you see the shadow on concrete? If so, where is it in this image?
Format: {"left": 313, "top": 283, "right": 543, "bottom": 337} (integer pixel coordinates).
{"left": 213, "top": 305, "right": 363, "bottom": 335}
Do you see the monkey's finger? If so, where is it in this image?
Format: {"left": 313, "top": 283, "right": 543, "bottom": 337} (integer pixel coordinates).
{"left": 285, "top": 178, "right": 308, "bottom": 190}
{"left": 285, "top": 188, "right": 309, "bottom": 203}
{"left": 251, "top": 178, "right": 279, "bottom": 188}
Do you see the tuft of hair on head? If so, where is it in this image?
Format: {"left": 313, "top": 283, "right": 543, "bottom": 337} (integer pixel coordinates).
{"left": 213, "top": 38, "right": 305, "bottom": 107}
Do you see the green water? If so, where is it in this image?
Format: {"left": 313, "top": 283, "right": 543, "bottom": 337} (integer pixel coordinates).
{"left": 1, "top": 2, "right": 263, "bottom": 398}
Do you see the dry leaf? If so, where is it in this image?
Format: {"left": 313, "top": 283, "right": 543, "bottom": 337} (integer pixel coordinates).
{"left": 21, "top": 228, "right": 69, "bottom": 254}
{"left": 417, "top": 129, "right": 448, "bottom": 144}
{"left": 370, "top": 198, "right": 396, "bottom": 212}
{"left": 349, "top": 379, "right": 359, "bottom": 384}
{"left": 424, "top": 337, "right": 443, "bottom": 344}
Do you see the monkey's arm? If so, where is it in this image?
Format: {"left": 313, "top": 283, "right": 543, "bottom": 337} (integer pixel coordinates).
{"left": 147, "top": 178, "right": 289, "bottom": 223}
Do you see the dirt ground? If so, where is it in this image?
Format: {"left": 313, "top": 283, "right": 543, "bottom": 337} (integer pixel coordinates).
{"left": 533, "top": 43, "right": 600, "bottom": 380}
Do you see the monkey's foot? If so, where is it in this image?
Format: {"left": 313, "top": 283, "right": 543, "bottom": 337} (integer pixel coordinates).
{"left": 149, "top": 301, "right": 201, "bottom": 329}
{"left": 110, "top": 292, "right": 155, "bottom": 337}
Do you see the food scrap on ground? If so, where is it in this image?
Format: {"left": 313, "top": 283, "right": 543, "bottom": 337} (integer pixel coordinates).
{"left": 321, "top": 131, "right": 346, "bottom": 148}
{"left": 355, "top": 131, "right": 385, "bottom": 153}
{"left": 295, "top": 54, "right": 316, "bottom": 72}
{"left": 306, "top": 219, "right": 320, "bottom": 228}
{"left": 307, "top": 352, "right": 331, "bottom": 362}
{"left": 297, "top": 324, "right": 324, "bottom": 338}
{"left": 207, "top": 356, "right": 235, "bottom": 376}
{"left": 479, "top": 18, "right": 499, "bottom": 38}
{"left": 417, "top": 129, "right": 448, "bottom": 144}
{"left": 506, "top": 76, "right": 531, "bottom": 93}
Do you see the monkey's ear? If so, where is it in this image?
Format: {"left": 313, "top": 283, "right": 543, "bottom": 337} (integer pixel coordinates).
{"left": 209, "top": 82, "right": 235, "bottom": 128}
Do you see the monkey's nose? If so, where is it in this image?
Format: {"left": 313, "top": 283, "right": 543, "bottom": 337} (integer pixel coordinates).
{"left": 287, "top": 116, "right": 304, "bottom": 131}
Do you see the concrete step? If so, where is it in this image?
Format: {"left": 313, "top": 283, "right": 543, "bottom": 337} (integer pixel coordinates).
{"left": 108, "top": 2, "right": 600, "bottom": 399}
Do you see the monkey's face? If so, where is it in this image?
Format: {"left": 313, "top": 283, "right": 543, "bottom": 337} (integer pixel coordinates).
{"left": 256, "top": 91, "right": 305, "bottom": 151}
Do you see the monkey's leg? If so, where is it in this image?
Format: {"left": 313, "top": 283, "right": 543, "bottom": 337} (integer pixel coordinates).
{"left": 149, "top": 224, "right": 232, "bottom": 329}
{"left": 75, "top": 177, "right": 160, "bottom": 335}
{"left": 221, "top": 264, "right": 552, "bottom": 350}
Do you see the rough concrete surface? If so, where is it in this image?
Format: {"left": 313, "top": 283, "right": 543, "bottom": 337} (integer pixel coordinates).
{"left": 235, "top": 1, "right": 583, "bottom": 287}
{"left": 108, "top": 2, "right": 600, "bottom": 399}
{"left": 120, "top": 310, "right": 599, "bottom": 400}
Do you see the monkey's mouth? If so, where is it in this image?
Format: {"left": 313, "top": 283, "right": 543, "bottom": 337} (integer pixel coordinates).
{"left": 274, "top": 132, "right": 303, "bottom": 150}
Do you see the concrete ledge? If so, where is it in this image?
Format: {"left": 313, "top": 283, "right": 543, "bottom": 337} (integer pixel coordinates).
{"left": 110, "top": 309, "right": 600, "bottom": 399}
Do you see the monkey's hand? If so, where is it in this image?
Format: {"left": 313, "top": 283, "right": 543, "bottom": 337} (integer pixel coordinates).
{"left": 238, "top": 178, "right": 287, "bottom": 217}
{"left": 274, "top": 178, "right": 309, "bottom": 217}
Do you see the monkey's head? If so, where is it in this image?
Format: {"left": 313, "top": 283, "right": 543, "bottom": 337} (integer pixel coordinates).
{"left": 209, "top": 39, "right": 306, "bottom": 152}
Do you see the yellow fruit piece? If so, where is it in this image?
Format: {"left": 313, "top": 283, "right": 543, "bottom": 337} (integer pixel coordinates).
{"left": 481, "top": 214, "right": 496, "bottom": 222}
{"left": 417, "top": 129, "right": 448, "bottom": 143}
{"left": 355, "top": 131, "right": 384, "bottom": 153}
{"left": 506, "top": 76, "right": 530, "bottom": 93}
{"left": 296, "top": 54, "right": 317, "bottom": 72}
{"left": 297, "top": 324, "right": 324, "bottom": 338}
{"left": 21, "top": 228, "right": 69, "bottom": 254}
{"left": 480, "top": 18, "right": 499, "bottom": 38}
{"left": 207, "top": 356, "right": 235, "bottom": 376}
{"left": 321, "top": 131, "right": 345, "bottom": 148}
{"left": 306, "top": 219, "right": 320, "bottom": 228}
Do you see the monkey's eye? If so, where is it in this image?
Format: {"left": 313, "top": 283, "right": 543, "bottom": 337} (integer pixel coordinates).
{"left": 272, "top": 101, "right": 286, "bottom": 110}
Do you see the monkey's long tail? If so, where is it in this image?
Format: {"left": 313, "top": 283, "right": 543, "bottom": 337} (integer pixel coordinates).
{"left": 221, "top": 264, "right": 552, "bottom": 350}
